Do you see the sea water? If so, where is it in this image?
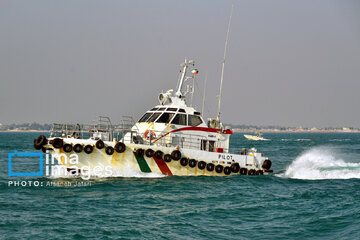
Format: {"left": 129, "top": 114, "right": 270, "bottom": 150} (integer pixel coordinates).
{"left": 1, "top": 132, "right": 360, "bottom": 239}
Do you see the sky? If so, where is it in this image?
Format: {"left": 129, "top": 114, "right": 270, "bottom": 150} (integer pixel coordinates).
{"left": 0, "top": 0, "right": 359, "bottom": 128}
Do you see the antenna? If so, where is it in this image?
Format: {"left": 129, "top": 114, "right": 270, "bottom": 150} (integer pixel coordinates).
{"left": 201, "top": 73, "right": 207, "bottom": 116}
{"left": 217, "top": 4, "right": 234, "bottom": 121}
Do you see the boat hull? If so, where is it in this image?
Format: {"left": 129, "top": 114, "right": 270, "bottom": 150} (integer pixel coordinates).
{"left": 44, "top": 138, "right": 270, "bottom": 178}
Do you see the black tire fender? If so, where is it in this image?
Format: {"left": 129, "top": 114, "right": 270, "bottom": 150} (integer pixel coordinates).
{"left": 224, "top": 166, "right": 231, "bottom": 175}
{"left": 115, "top": 142, "right": 126, "bottom": 153}
{"left": 164, "top": 154, "right": 172, "bottom": 162}
{"left": 84, "top": 145, "right": 93, "bottom": 154}
{"left": 171, "top": 150, "right": 181, "bottom": 160}
{"left": 189, "top": 159, "right": 197, "bottom": 168}
{"left": 231, "top": 163, "right": 240, "bottom": 173}
{"left": 63, "top": 143, "right": 73, "bottom": 153}
{"left": 95, "top": 140, "right": 105, "bottom": 149}
{"left": 52, "top": 138, "right": 63, "bottom": 149}
{"left": 239, "top": 168, "right": 248, "bottom": 175}
{"left": 215, "top": 165, "right": 224, "bottom": 173}
{"left": 136, "top": 148, "right": 144, "bottom": 158}
{"left": 74, "top": 144, "right": 83, "bottom": 153}
{"left": 206, "top": 163, "right": 215, "bottom": 172}
{"left": 154, "top": 150, "right": 163, "bottom": 159}
{"left": 145, "top": 149, "right": 154, "bottom": 158}
{"left": 198, "top": 161, "right": 206, "bottom": 170}
{"left": 180, "top": 158, "right": 188, "bottom": 166}
{"left": 105, "top": 146, "right": 114, "bottom": 155}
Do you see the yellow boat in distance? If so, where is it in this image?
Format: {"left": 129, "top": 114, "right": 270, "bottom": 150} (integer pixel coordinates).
{"left": 244, "top": 132, "right": 270, "bottom": 141}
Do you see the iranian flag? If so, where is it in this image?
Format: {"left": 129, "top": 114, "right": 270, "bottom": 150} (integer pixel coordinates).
{"left": 190, "top": 68, "right": 199, "bottom": 75}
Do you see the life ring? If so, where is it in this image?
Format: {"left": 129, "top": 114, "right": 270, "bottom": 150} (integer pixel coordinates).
{"left": 144, "top": 130, "right": 156, "bottom": 141}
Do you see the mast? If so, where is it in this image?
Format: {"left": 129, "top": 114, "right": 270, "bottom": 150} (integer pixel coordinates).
{"left": 176, "top": 59, "right": 194, "bottom": 98}
{"left": 217, "top": 5, "right": 234, "bottom": 121}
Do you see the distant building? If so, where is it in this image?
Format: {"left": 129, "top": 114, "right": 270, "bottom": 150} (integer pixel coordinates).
{"left": 343, "top": 127, "right": 351, "bottom": 132}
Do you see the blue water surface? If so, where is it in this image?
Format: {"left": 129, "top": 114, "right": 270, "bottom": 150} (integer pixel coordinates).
{"left": 1, "top": 132, "right": 360, "bottom": 239}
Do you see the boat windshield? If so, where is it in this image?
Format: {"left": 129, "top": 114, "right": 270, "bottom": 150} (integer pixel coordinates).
{"left": 156, "top": 112, "right": 175, "bottom": 123}
{"left": 171, "top": 114, "right": 187, "bottom": 125}
{"left": 147, "top": 112, "right": 161, "bottom": 122}
{"left": 138, "top": 112, "right": 152, "bottom": 122}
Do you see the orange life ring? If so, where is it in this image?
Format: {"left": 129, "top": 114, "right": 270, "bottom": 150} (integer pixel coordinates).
{"left": 144, "top": 130, "right": 156, "bottom": 140}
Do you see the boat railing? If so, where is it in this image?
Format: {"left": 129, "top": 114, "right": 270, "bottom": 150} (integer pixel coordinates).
{"left": 122, "top": 129, "right": 229, "bottom": 153}
{"left": 49, "top": 117, "right": 229, "bottom": 153}
{"left": 50, "top": 123, "right": 85, "bottom": 139}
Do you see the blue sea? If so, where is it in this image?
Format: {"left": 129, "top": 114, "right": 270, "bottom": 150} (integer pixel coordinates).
{"left": 1, "top": 132, "right": 360, "bottom": 239}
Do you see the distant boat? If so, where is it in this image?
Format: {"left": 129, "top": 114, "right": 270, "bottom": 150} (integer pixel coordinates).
{"left": 244, "top": 132, "right": 270, "bottom": 141}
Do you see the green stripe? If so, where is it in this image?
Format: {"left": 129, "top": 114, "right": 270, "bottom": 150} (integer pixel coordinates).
{"left": 133, "top": 152, "right": 152, "bottom": 173}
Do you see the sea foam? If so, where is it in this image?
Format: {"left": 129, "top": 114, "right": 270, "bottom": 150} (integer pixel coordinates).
{"left": 280, "top": 147, "right": 360, "bottom": 180}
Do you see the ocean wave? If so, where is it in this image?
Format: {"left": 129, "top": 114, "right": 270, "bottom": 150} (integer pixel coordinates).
{"left": 329, "top": 139, "right": 351, "bottom": 142}
{"left": 281, "top": 138, "right": 311, "bottom": 142}
{"left": 277, "top": 147, "right": 360, "bottom": 180}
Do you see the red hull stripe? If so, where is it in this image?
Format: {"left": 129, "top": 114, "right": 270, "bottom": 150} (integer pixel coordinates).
{"left": 153, "top": 157, "right": 173, "bottom": 176}
{"left": 170, "top": 127, "right": 232, "bottom": 135}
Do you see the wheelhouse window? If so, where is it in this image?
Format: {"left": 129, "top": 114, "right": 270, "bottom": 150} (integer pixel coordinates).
{"left": 188, "top": 115, "right": 203, "bottom": 127}
{"left": 171, "top": 114, "right": 187, "bottom": 125}
{"left": 167, "top": 108, "right": 177, "bottom": 112}
{"left": 156, "top": 112, "right": 175, "bottom": 123}
{"left": 147, "top": 113, "right": 161, "bottom": 122}
{"left": 150, "top": 108, "right": 158, "bottom": 111}
{"left": 158, "top": 108, "right": 166, "bottom": 111}
{"left": 201, "top": 140, "right": 207, "bottom": 151}
{"left": 138, "top": 112, "right": 152, "bottom": 122}
{"left": 209, "top": 141, "right": 215, "bottom": 152}
{"left": 178, "top": 109, "right": 186, "bottom": 113}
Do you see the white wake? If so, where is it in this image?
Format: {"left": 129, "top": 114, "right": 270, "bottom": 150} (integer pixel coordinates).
{"left": 279, "top": 147, "right": 360, "bottom": 180}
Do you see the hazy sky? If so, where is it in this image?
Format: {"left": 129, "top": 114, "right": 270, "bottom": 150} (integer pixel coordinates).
{"left": 1, "top": 0, "right": 359, "bottom": 127}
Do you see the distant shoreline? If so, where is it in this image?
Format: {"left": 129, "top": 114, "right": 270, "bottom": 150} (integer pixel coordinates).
{"left": 0, "top": 130, "right": 49, "bottom": 133}
{"left": 0, "top": 129, "right": 359, "bottom": 133}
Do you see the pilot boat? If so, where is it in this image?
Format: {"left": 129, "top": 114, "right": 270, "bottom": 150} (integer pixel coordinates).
{"left": 33, "top": 60, "right": 272, "bottom": 177}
